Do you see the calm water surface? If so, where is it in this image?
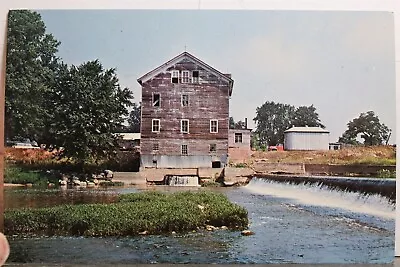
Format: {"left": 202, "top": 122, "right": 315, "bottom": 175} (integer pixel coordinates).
{"left": 6, "top": 178, "right": 395, "bottom": 264}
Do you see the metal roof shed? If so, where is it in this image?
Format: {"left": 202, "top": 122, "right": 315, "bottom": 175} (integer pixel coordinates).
{"left": 284, "top": 126, "right": 330, "bottom": 151}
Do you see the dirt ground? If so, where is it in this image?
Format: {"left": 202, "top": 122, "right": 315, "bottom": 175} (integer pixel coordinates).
{"left": 249, "top": 145, "right": 396, "bottom": 165}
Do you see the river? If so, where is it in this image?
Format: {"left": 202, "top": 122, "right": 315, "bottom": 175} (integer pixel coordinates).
{"left": 5, "top": 177, "right": 395, "bottom": 264}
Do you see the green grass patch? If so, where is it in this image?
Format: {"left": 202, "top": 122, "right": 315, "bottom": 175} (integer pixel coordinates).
{"left": 5, "top": 191, "right": 248, "bottom": 237}
{"left": 4, "top": 165, "right": 57, "bottom": 186}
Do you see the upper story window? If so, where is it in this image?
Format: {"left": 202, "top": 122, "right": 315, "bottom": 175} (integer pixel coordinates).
{"left": 152, "top": 93, "right": 160, "bottom": 107}
{"left": 152, "top": 119, "right": 160, "bottom": 132}
{"left": 181, "top": 119, "right": 189, "bottom": 133}
{"left": 181, "top": 94, "right": 189, "bottom": 106}
{"left": 235, "top": 133, "right": 243, "bottom": 143}
{"left": 192, "top": 71, "right": 199, "bottom": 83}
{"left": 210, "top": 120, "right": 218, "bottom": 133}
{"left": 181, "top": 71, "right": 190, "bottom": 83}
{"left": 171, "top": 70, "right": 179, "bottom": 84}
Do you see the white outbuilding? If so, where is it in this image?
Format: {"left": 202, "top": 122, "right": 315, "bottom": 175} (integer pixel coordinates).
{"left": 284, "top": 126, "right": 329, "bottom": 151}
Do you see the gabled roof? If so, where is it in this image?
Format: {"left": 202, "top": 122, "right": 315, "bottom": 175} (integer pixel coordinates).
{"left": 284, "top": 126, "right": 329, "bottom": 134}
{"left": 137, "top": 51, "right": 234, "bottom": 96}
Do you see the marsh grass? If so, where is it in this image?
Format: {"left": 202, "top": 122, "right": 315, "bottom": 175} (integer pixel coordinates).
{"left": 5, "top": 191, "right": 248, "bottom": 237}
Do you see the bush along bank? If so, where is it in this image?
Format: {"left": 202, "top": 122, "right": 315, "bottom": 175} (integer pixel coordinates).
{"left": 4, "top": 165, "right": 59, "bottom": 187}
{"left": 5, "top": 191, "right": 249, "bottom": 237}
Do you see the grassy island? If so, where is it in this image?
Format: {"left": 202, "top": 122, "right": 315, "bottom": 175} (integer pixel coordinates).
{"left": 5, "top": 191, "right": 249, "bottom": 236}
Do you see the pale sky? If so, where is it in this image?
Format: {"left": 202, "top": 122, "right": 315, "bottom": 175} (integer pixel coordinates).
{"left": 37, "top": 10, "right": 396, "bottom": 143}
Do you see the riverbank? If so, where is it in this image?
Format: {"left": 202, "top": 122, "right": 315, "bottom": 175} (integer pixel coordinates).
{"left": 5, "top": 191, "right": 248, "bottom": 237}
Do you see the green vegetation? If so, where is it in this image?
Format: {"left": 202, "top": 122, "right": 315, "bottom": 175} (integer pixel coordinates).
{"left": 6, "top": 10, "right": 135, "bottom": 165}
{"left": 200, "top": 181, "right": 222, "bottom": 187}
{"left": 339, "top": 111, "right": 391, "bottom": 146}
{"left": 376, "top": 169, "right": 396, "bottom": 178}
{"left": 4, "top": 165, "right": 57, "bottom": 186}
{"left": 5, "top": 191, "right": 249, "bottom": 237}
{"left": 254, "top": 101, "right": 324, "bottom": 146}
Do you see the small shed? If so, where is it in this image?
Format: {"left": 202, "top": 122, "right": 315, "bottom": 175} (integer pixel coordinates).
{"left": 228, "top": 129, "right": 252, "bottom": 163}
{"left": 284, "top": 126, "right": 329, "bottom": 151}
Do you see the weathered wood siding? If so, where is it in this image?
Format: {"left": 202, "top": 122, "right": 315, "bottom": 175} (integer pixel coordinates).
{"left": 140, "top": 58, "right": 230, "bottom": 159}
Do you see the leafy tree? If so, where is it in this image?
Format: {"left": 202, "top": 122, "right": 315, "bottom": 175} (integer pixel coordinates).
{"left": 292, "top": 105, "right": 325, "bottom": 128}
{"left": 127, "top": 103, "right": 141, "bottom": 133}
{"left": 5, "top": 10, "right": 60, "bottom": 142}
{"left": 339, "top": 111, "right": 390, "bottom": 146}
{"left": 253, "top": 101, "right": 295, "bottom": 146}
{"left": 254, "top": 101, "right": 325, "bottom": 146}
{"left": 229, "top": 117, "right": 247, "bottom": 129}
{"left": 44, "top": 60, "right": 133, "bottom": 164}
{"left": 229, "top": 117, "right": 235, "bottom": 129}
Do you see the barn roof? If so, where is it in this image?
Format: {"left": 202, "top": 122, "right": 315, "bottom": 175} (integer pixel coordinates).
{"left": 284, "top": 126, "right": 329, "bottom": 134}
{"left": 137, "top": 51, "right": 234, "bottom": 96}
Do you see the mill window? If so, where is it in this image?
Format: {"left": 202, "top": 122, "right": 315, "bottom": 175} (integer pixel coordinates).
{"left": 181, "top": 71, "right": 190, "bottom": 83}
{"left": 210, "top": 144, "right": 216, "bottom": 152}
{"left": 181, "top": 144, "right": 188, "bottom": 155}
{"left": 210, "top": 120, "right": 218, "bottom": 133}
{"left": 181, "top": 119, "right": 189, "bottom": 133}
{"left": 152, "top": 93, "right": 160, "bottom": 107}
{"left": 192, "top": 70, "right": 199, "bottom": 83}
{"left": 152, "top": 119, "right": 160, "bottom": 132}
{"left": 153, "top": 143, "right": 159, "bottom": 152}
{"left": 235, "top": 133, "right": 243, "bottom": 143}
{"left": 181, "top": 94, "right": 189, "bottom": 106}
{"left": 171, "top": 70, "right": 179, "bottom": 84}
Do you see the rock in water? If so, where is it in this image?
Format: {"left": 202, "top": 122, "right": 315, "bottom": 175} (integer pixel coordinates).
{"left": 241, "top": 230, "right": 254, "bottom": 236}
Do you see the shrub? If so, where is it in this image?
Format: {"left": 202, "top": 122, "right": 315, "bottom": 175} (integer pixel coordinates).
{"left": 4, "top": 165, "right": 58, "bottom": 186}
{"left": 5, "top": 191, "right": 248, "bottom": 237}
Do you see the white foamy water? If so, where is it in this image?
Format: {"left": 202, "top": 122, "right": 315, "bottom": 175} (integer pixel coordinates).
{"left": 245, "top": 178, "right": 395, "bottom": 219}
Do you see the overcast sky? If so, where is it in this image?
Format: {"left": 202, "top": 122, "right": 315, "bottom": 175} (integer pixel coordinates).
{"left": 37, "top": 10, "right": 396, "bottom": 143}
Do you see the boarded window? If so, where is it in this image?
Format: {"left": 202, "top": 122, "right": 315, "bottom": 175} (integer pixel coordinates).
{"left": 210, "top": 120, "right": 218, "bottom": 133}
{"left": 192, "top": 70, "right": 199, "bottom": 83}
{"left": 181, "top": 94, "right": 189, "bottom": 106}
{"left": 153, "top": 143, "right": 159, "bottom": 151}
{"left": 171, "top": 70, "right": 179, "bottom": 83}
{"left": 210, "top": 144, "right": 216, "bottom": 152}
{"left": 181, "top": 119, "right": 189, "bottom": 133}
{"left": 182, "top": 71, "right": 190, "bottom": 83}
{"left": 181, "top": 144, "right": 188, "bottom": 155}
{"left": 152, "top": 94, "right": 160, "bottom": 107}
{"left": 235, "top": 133, "right": 243, "bottom": 143}
{"left": 152, "top": 119, "right": 160, "bottom": 132}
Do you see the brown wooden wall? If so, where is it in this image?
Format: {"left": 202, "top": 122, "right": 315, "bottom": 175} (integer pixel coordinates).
{"left": 140, "top": 58, "right": 231, "bottom": 157}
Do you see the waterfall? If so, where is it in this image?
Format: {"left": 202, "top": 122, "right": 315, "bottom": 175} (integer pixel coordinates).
{"left": 167, "top": 176, "right": 199, "bottom": 186}
{"left": 245, "top": 177, "right": 395, "bottom": 220}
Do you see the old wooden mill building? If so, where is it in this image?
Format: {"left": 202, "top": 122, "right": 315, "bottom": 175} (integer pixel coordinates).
{"left": 137, "top": 51, "right": 248, "bottom": 170}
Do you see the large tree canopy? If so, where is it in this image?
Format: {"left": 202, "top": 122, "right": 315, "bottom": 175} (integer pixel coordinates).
{"left": 44, "top": 61, "right": 133, "bottom": 163}
{"left": 253, "top": 101, "right": 295, "bottom": 146}
{"left": 253, "top": 101, "right": 324, "bottom": 146}
{"left": 127, "top": 103, "right": 141, "bottom": 133}
{"left": 292, "top": 105, "right": 325, "bottom": 128}
{"left": 6, "top": 10, "right": 60, "bottom": 141}
{"left": 339, "top": 111, "right": 390, "bottom": 146}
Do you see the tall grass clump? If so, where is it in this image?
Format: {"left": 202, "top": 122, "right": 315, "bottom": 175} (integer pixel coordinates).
{"left": 5, "top": 191, "right": 248, "bottom": 237}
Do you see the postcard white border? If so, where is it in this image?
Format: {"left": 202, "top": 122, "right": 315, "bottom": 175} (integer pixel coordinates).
{"left": 0, "top": 0, "right": 399, "bottom": 259}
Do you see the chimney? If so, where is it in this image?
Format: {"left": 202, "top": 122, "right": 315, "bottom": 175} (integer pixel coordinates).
{"left": 245, "top": 118, "right": 248, "bottom": 129}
